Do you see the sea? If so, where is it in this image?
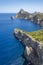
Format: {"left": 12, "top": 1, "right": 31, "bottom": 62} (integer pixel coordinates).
{"left": 0, "top": 13, "right": 42, "bottom": 65}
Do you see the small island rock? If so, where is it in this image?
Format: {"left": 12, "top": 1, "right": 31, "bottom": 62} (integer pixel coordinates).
{"left": 11, "top": 16, "right": 14, "bottom": 20}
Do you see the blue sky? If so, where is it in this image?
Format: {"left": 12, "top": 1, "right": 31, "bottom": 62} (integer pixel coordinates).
{"left": 0, "top": 0, "right": 43, "bottom": 13}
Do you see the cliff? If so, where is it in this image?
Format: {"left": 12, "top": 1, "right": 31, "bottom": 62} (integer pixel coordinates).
{"left": 16, "top": 9, "right": 33, "bottom": 20}
{"left": 16, "top": 9, "right": 43, "bottom": 26}
{"left": 14, "top": 28, "right": 43, "bottom": 65}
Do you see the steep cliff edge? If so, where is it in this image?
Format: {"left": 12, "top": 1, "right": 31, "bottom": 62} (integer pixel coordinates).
{"left": 14, "top": 28, "right": 43, "bottom": 65}
{"left": 16, "top": 9, "right": 43, "bottom": 26}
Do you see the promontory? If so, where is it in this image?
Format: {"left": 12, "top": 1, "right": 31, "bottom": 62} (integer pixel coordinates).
{"left": 16, "top": 9, "right": 43, "bottom": 26}
{"left": 14, "top": 28, "right": 43, "bottom": 65}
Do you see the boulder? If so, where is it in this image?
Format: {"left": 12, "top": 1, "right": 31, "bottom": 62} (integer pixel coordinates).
{"left": 11, "top": 16, "right": 14, "bottom": 20}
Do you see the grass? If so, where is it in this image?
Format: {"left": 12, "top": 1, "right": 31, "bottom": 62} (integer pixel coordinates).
{"left": 15, "top": 28, "right": 43, "bottom": 43}
{"left": 26, "top": 29, "right": 43, "bottom": 43}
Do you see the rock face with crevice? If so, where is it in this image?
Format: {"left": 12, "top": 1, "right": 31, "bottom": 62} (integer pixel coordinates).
{"left": 14, "top": 28, "right": 43, "bottom": 65}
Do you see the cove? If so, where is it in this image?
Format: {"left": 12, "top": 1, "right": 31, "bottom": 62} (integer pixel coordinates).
{"left": 0, "top": 13, "right": 42, "bottom": 65}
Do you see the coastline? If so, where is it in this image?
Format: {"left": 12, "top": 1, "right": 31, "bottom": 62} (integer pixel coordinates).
{"left": 16, "top": 9, "right": 43, "bottom": 27}
{"left": 14, "top": 28, "right": 43, "bottom": 65}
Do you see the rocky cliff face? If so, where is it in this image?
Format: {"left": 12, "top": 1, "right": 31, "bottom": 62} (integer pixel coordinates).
{"left": 16, "top": 9, "right": 33, "bottom": 20}
{"left": 16, "top": 9, "right": 43, "bottom": 26}
{"left": 14, "top": 29, "right": 43, "bottom": 65}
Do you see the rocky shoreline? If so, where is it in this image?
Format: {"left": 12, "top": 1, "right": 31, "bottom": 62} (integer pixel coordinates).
{"left": 14, "top": 28, "right": 43, "bottom": 65}
{"left": 16, "top": 9, "right": 43, "bottom": 26}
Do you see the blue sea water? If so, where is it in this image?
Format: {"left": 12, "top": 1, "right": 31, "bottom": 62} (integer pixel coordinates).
{"left": 0, "top": 13, "right": 42, "bottom": 65}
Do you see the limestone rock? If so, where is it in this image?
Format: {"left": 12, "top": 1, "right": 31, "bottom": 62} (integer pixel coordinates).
{"left": 14, "top": 29, "right": 43, "bottom": 65}
{"left": 16, "top": 9, "right": 43, "bottom": 26}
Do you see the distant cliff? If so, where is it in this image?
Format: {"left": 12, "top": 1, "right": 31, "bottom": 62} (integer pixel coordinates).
{"left": 16, "top": 9, "right": 43, "bottom": 26}
{"left": 14, "top": 28, "right": 43, "bottom": 65}
{"left": 16, "top": 9, "right": 33, "bottom": 20}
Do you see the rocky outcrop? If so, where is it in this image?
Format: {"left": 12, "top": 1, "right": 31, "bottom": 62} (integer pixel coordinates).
{"left": 14, "top": 28, "right": 43, "bottom": 65}
{"left": 16, "top": 9, "right": 33, "bottom": 20}
{"left": 11, "top": 16, "right": 14, "bottom": 20}
{"left": 33, "top": 15, "right": 43, "bottom": 26}
{"left": 40, "top": 20, "right": 43, "bottom": 26}
{"left": 16, "top": 9, "right": 43, "bottom": 26}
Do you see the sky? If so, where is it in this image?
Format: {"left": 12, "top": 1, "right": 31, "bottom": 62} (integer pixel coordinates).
{"left": 0, "top": 0, "right": 43, "bottom": 13}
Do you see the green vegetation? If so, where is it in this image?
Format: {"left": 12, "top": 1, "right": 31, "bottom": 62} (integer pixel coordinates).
{"left": 26, "top": 29, "right": 43, "bottom": 43}
{"left": 15, "top": 28, "right": 43, "bottom": 43}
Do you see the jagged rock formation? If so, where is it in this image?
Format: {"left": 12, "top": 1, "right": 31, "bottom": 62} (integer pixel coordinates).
{"left": 33, "top": 15, "right": 43, "bottom": 26}
{"left": 16, "top": 9, "right": 32, "bottom": 20}
{"left": 14, "top": 28, "right": 43, "bottom": 65}
{"left": 16, "top": 9, "right": 43, "bottom": 26}
{"left": 40, "top": 20, "right": 43, "bottom": 26}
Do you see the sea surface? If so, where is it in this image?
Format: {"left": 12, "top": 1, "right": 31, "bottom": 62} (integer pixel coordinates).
{"left": 0, "top": 13, "right": 42, "bottom": 65}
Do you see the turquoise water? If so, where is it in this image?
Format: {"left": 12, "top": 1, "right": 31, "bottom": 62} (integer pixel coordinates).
{"left": 0, "top": 13, "right": 42, "bottom": 65}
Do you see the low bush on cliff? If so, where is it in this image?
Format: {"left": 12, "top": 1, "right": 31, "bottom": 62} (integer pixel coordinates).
{"left": 15, "top": 28, "right": 43, "bottom": 43}
{"left": 27, "top": 29, "right": 43, "bottom": 43}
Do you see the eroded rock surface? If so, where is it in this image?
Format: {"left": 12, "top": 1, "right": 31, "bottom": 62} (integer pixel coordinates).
{"left": 14, "top": 29, "right": 43, "bottom": 65}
